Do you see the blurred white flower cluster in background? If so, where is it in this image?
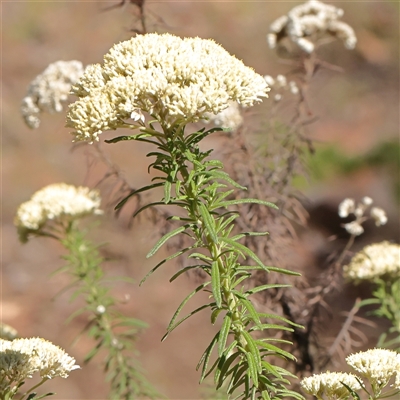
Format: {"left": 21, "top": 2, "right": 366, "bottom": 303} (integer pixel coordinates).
{"left": 344, "top": 241, "right": 400, "bottom": 282}
{"left": 338, "top": 196, "right": 387, "bottom": 236}
{"left": 267, "top": 0, "right": 357, "bottom": 54}
{"left": 14, "top": 183, "right": 102, "bottom": 242}
{"left": 21, "top": 60, "right": 84, "bottom": 129}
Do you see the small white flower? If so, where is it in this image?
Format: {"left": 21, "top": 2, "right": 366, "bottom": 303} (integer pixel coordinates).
{"left": 338, "top": 198, "right": 355, "bottom": 218}
{"left": 264, "top": 75, "right": 275, "bottom": 86}
{"left": 96, "top": 305, "right": 106, "bottom": 315}
{"left": 362, "top": 196, "right": 373, "bottom": 206}
{"left": 21, "top": 61, "right": 84, "bottom": 129}
{"left": 343, "top": 221, "right": 364, "bottom": 236}
{"left": 370, "top": 207, "right": 388, "bottom": 226}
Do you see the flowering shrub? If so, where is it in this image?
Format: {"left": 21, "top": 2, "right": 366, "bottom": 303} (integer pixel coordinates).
{"left": 7, "top": 1, "right": 398, "bottom": 399}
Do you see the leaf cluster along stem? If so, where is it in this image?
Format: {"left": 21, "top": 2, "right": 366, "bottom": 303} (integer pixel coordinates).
{"left": 59, "top": 224, "right": 158, "bottom": 400}
{"left": 112, "top": 124, "right": 302, "bottom": 400}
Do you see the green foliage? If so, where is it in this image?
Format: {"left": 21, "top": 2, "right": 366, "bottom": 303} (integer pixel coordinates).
{"left": 112, "top": 122, "right": 302, "bottom": 399}
{"left": 359, "top": 277, "right": 400, "bottom": 351}
{"left": 60, "top": 225, "right": 159, "bottom": 400}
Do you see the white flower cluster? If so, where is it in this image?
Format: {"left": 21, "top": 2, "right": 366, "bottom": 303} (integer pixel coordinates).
{"left": 301, "top": 371, "right": 362, "bottom": 399}
{"left": 14, "top": 183, "right": 102, "bottom": 242}
{"left": 267, "top": 0, "right": 357, "bottom": 54}
{"left": 0, "top": 324, "right": 18, "bottom": 341}
{"left": 301, "top": 349, "right": 400, "bottom": 399}
{"left": 0, "top": 337, "right": 79, "bottom": 391}
{"left": 264, "top": 74, "right": 299, "bottom": 102}
{"left": 203, "top": 101, "right": 243, "bottom": 131}
{"left": 338, "top": 196, "right": 387, "bottom": 236}
{"left": 21, "top": 60, "right": 84, "bottom": 129}
{"left": 343, "top": 241, "right": 400, "bottom": 282}
{"left": 346, "top": 349, "right": 400, "bottom": 390}
{"left": 67, "top": 33, "right": 269, "bottom": 143}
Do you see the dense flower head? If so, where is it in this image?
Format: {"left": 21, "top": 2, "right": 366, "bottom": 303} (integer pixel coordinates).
{"left": 0, "top": 338, "right": 79, "bottom": 391}
{"left": 21, "top": 60, "right": 84, "bottom": 129}
{"left": 267, "top": 0, "right": 357, "bottom": 54}
{"left": 301, "top": 371, "right": 362, "bottom": 399}
{"left": 346, "top": 349, "right": 400, "bottom": 389}
{"left": 67, "top": 33, "right": 269, "bottom": 143}
{"left": 14, "top": 183, "right": 102, "bottom": 242}
{"left": 343, "top": 242, "right": 400, "bottom": 282}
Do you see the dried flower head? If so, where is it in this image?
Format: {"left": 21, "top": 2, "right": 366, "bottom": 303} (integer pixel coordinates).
{"left": 346, "top": 349, "right": 400, "bottom": 389}
{"left": 301, "top": 371, "right": 362, "bottom": 399}
{"left": 343, "top": 242, "right": 400, "bottom": 282}
{"left": 267, "top": 0, "right": 357, "bottom": 54}
{"left": 21, "top": 60, "right": 84, "bottom": 129}
{"left": 203, "top": 101, "right": 243, "bottom": 131}
{"left": 67, "top": 33, "right": 269, "bottom": 143}
{"left": 0, "top": 338, "right": 79, "bottom": 392}
{"left": 14, "top": 183, "right": 102, "bottom": 242}
{"left": 0, "top": 324, "right": 18, "bottom": 341}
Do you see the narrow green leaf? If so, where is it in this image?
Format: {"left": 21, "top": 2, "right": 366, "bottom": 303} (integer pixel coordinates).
{"left": 211, "top": 308, "right": 223, "bottom": 324}
{"left": 114, "top": 182, "right": 164, "bottom": 210}
{"left": 204, "top": 170, "right": 247, "bottom": 190}
{"left": 146, "top": 225, "right": 188, "bottom": 258}
{"left": 211, "top": 262, "right": 222, "bottom": 308}
{"left": 163, "top": 303, "right": 212, "bottom": 341}
{"left": 232, "top": 273, "right": 252, "bottom": 289}
{"left": 220, "top": 237, "right": 268, "bottom": 271}
{"left": 231, "top": 231, "right": 269, "bottom": 241}
{"left": 131, "top": 201, "right": 166, "bottom": 219}
{"left": 249, "top": 324, "right": 293, "bottom": 333}
{"left": 169, "top": 263, "right": 201, "bottom": 283}
{"left": 167, "top": 282, "right": 210, "bottom": 331}
{"left": 164, "top": 180, "right": 172, "bottom": 204}
{"left": 246, "top": 284, "right": 292, "bottom": 295}
{"left": 228, "top": 366, "right": 247, "bottom": 395}
{"left": 256, "top": 340, "right": 296, "bottom": 360}
{"left": 240, "top": 298, "right": 262, "bottom": 327}
{"left": 215, "top": 198, "right": 278, "bottom": 210}
{"left": 104, "top": 135, "right": 139, "bottom": 143}
{"left": 198, "top": 333, "right": 219, "bottom": 382}
{"left": 140, "top": 247, "right": 192, "bottom": 285}
{"left": 218, "top": 314, "right": 232, "bottom": 356}
{"left": 188, "top": 252, "right": 213, "bottom": 263}
{"left": 262, "top": 390, "right": 271, "bottom": 400}
{"left": 242, "top": 330, "right": 262, "bottom": 373}
{"left": 199, "top": 203, "right": 218, "bottom": 243}
{"left": 256, "top": 313, "right": 304, "bottom": 329}
{"left": 215, "top": 349, "right": 240, "bottom": 388}
{"left": 267, "top": 266, "right": 301, "bottom": 276}
{"left": 245, "top": 352, "right": 259, "bottom": 387}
